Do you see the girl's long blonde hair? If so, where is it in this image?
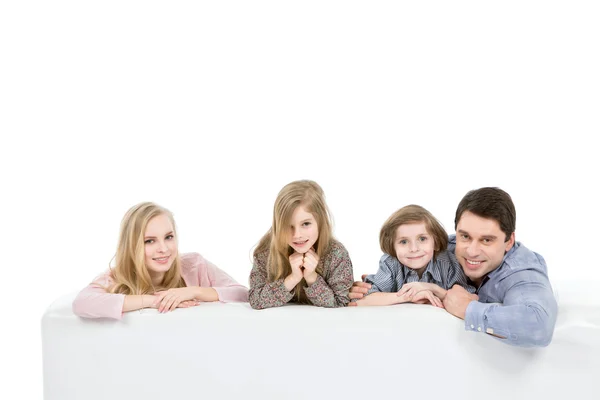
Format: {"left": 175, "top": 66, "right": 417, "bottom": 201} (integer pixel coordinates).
{"left": 254, "top": 180, "right": 334, "bottom": 303}
{"left": 107, "top": 202, "right": 185, "bottom": 294}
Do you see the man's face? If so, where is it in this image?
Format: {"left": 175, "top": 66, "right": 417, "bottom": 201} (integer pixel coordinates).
{"left": 455, "top": 211, "right": 515, "bottom": 285}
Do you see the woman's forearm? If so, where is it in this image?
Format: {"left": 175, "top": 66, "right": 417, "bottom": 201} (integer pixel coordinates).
{"left": 122, "top": 295, "right": 156, "bottom": 312}
{"left": 192, "top": 286, "right": 219, "bottom": 302}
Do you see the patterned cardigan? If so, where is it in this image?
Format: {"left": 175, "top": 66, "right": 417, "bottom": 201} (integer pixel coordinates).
{"left": 248, "top": 239, "right": 354, "bottom": 309}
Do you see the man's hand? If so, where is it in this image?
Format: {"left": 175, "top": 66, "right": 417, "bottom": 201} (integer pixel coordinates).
{"left": 443, "top": 285, "right": 479, "bottom": 319}
{"left": 349, "top": 274, "right": 371, "bottom": 300}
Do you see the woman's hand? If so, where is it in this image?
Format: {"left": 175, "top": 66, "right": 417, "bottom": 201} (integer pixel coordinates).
{"left": 153, "top": 287, "right": 199, "bottom": 313}
{"left": 175, "top": 300, "right": 201, "bottom": 308}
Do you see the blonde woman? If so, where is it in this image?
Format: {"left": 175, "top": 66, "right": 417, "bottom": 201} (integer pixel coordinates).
{"left": 249, "top": 180, "right": 354, "bottom": 309}
{"left": 72, "top": 202, "right": 248, "bottom": 319}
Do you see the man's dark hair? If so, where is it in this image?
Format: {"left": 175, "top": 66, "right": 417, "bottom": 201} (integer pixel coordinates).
{"left": 454, "top": 187, "right": 516, "bottom": 242}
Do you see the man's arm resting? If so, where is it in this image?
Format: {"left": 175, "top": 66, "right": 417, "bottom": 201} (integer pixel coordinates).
{"left": 465, "top": 280, "right": 558, "bottom": 347}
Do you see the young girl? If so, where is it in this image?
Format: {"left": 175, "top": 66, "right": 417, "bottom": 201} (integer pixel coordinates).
{"left": 249, "top": 180, "right": 354, "bottom": 309}
{"left": 72, "top": 202, "right": 248, "bottom": 319}
{"left": 352, "top": 204, "right": 475, "bottom": 307}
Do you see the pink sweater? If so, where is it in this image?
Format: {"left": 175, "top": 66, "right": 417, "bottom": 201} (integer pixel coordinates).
{"left": 72, "top": 252, "right": 248, "bottom": 319}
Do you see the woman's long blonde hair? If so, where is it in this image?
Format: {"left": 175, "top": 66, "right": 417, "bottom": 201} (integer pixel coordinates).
{"left": 106, "top": 202, "right": 185, "bottom": 294}
{"left": 254, "top": 180, "right": 334, "bottom": 303}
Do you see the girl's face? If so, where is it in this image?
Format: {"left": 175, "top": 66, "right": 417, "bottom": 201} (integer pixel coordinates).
{"left": 288, "top": 205, "right": 319, "bottom": 254}
{"left": 394, "top": 222, "right": 435, "bottom": 273}
{"left": 144, "top": 214, "right": 178, "bottom": 276}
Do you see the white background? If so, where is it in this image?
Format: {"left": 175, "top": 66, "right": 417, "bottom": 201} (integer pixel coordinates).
{"left": 1, "top": 1, "right": 599, "bottom": 398}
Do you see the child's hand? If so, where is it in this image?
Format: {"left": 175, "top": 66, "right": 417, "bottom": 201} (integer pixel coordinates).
{"left": 302, "top": 248, "right": 319, "bottom": 284}
{"left": 288, "top": 252, "right": 305, "bottom": 281}
{"left": 397, "top": 282, "right": 429, "bottom": 297}
{"left": 395, "top": 287, "right": 416, "bottom": 304}
{"left": 412, "top": 290, "right": 443, "bottom": 308}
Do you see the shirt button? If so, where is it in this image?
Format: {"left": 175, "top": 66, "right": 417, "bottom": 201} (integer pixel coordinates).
{"left": 470, "top": 324, "right": 474, "bottom": 329}
{"left": 477, "top": 327, "right": 482, "bottom": 332}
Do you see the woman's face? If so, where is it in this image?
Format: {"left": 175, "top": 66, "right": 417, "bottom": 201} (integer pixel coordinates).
{"left": 143, "top": 214, "right": 178, "bottom": 276}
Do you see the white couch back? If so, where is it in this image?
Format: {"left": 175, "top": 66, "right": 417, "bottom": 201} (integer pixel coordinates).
{"left": 42, "top": 292, "right": 599, "bottom": 400}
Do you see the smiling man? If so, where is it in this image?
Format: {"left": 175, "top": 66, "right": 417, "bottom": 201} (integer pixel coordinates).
{"left": 350, "top": 187, "right": 558, "bottom": 347}
{"left": 444, "top": 187, "right": 557, "bottom": 347}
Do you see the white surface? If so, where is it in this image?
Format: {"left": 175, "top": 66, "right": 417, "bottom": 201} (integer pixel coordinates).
{"left": 42, "top": 293, "right": 600, "bottom": 400}
{"left": 2, "top": 1, "right": 599, "bottom": 399}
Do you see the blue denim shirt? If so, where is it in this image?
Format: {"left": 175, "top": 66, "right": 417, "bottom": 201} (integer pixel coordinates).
{"left": 448, "top": 235, "right": 558, "bottom": 347}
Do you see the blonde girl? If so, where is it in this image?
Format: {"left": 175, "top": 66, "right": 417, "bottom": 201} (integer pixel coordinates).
{"left": 72, "top": 202, "right": 248, "bottom": 319}
{"left": 249, "top": 180, "right": 354, "bottom": 309}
